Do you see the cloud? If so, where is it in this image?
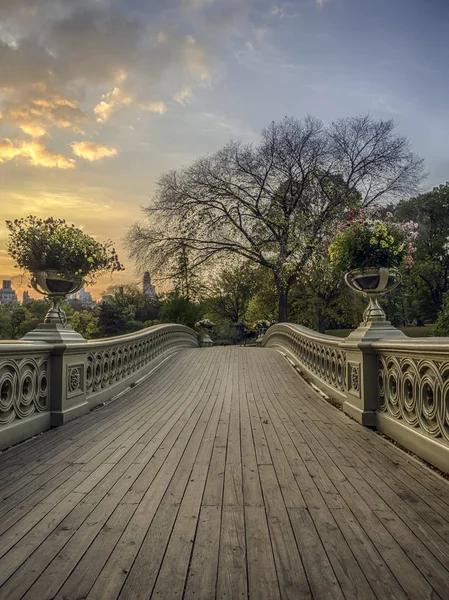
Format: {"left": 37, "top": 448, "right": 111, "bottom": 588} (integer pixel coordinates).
{"left": 94, "top": 87, "right": 167, "bottom": 122}
{"left": 0, "top": 138, "right": 75, "bottom": 168}
{"left": 3, "top": 89, "right": 89, "bottom": 136}
{"left": 173, "top": 87, "right": 193, "bottom": 105}
{"left": 19, "top": 123, "right": 47, "bottom": 137}
{"left": 94, "top": 87, "right": 133, "bottom": 123}
{"left": 270, "top": 3, "right": 301, "bottom": 19}
{"left": 71, "top": 141, "right": 118, "bottom": 161}
{"left": 142, "top": 101, "right": 167, "bottom": 115}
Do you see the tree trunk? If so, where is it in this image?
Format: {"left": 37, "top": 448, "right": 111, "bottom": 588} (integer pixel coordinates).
{"left": 278, "top": 286, "right": 289, "bottom": 322}
{"left": 317, "top": 307, "right": 326, "bottom": 333}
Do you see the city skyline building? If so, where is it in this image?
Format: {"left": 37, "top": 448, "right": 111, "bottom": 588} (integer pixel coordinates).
{"left": 0, "top": 280, "right": 18, "bottom": 305}
{"left": 22, "top": 290, "right": 32, "bottom": 306}
{"left": 143, "top": 272, "right": 156, "bottom": 299}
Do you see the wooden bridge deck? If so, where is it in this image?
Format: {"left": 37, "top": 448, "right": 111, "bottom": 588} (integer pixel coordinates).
{"left": 0, "top": 347, "right": 449, "bottom": 600}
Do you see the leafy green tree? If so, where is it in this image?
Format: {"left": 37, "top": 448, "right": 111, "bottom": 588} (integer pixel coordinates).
{"left": 0, "top": 307, "right": 12, "bottom": 339}
{"left": 435, "top": 294, "right": 449, "bottom": 335}
{"left": 158, "top": 293, "right": 201, "bottom": 329}
{"left": 128, "top": 115, "right": 423, "bottom": 321}
{"left": 67, "top": 308, "right": 100, "bottom": 339}
{"left": 207, "top": 263, "right": 259, "bottom": 325}
{"left": 98, "top": 284, "right": 161, "bottom": 336}
{"left": 396, "top": 183, "right": 449, "bottom": 320}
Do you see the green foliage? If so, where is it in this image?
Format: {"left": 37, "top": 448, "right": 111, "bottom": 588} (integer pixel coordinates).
{"left": 329, "top": 208, "right": 417, "bottom": 272}
{"left": 98, "top": 284, "right": 161, "bottom": 337}
{"left": 396, "top": 183, "right": 449, "bottom": 314}
{"left": 207, "top": 263, "right": 259, "bottom": 325}
{"left": 6, "top": 216, "right": 123, "bottom": 283}
{"left": 435, "top": 294, "right": 449, "bottom": 336}
{"left": 159, "top": 293, "right": 201, "bottom": 329}
{"left": 0, "top": 299, "right": 57, "bottom": 339}
{"left": 66, "top": 307, "right": 100, "bottom": 340}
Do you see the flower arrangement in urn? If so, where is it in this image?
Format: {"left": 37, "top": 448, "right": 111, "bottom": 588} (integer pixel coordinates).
{"left": 6, "top": 216, "right": 124, "bottom": 326}
{"left": 195, "top": 318, "right": 215, "bottom": 347}
{"left": 328, "top": 207, "right": 418, "bottom": 322}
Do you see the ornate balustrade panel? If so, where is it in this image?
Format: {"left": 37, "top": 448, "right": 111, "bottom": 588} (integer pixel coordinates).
{"left": 0, "top": 324, "right": 198, "bottom": 451}
{"left": 0, "top": 343, "right": 52, "bottom": 449}
{"left": 374, "top": 341, "right": 449, "bottom": 469}
{"left": 85, "top": 324, "right": 198, "bottom": 401}
{"left": 262, "top": 324, "right": 349, "bottom": 403}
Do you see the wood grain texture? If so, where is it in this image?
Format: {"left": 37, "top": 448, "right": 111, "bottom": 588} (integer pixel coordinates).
{"left": 0, "top": 347, "right": 448, "bottom": 599}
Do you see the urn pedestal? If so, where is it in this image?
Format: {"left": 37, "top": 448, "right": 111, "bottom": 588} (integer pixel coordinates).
{"left": 22, "top": 271, "right": 86, "bottom": 343}
{"left": 344, "top": 267, "right": 406, "bottom": 342}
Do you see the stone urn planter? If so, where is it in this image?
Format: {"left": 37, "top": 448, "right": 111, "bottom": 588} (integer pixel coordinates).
{"left": 201, "top": 333, "right": 214, "bottom": 347}
{"left": 345, "top": 267, "right": 402, "bottom": 323}
{"left": 31, "top": 270, "right": 83, "bottom": 326}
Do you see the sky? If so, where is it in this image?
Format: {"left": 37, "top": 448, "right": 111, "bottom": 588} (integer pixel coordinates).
{"left": 0, "top": 0, "right": 448, "bottom": 299}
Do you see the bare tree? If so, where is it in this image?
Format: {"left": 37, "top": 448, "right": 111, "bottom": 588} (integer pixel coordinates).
{"left": 128, "top": 115, "right": 425, "bottom": 322}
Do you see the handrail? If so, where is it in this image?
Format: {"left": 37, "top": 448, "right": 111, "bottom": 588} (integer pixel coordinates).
{"left": 0, "top": 323, "right": 199, "bottom": 451}
{"left": 262, "top": 322, "right": 449, "bottom": 473}
{"left": 84, "top": 324, "right": 198, "bottom": 400}
{"left": 262, "top": 323, "right": 348, "bottom": 404}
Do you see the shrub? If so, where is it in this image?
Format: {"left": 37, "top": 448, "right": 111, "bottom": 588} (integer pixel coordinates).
{"left": 435, "top": 294, "right": 449, "bottom": 336}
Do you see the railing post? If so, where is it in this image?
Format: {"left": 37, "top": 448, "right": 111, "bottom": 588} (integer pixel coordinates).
{"left": 341, "top": 313, "right": 405, "bottom": 426}
{"left": 49, "top": 344, "right": 89, "bottom": 426}
{"left": 341, "top": 339, "right": 378, "bottom": 426}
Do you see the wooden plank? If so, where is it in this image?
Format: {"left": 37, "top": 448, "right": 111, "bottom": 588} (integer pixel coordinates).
{"left": 183, "top": 505, "right": 221, "bottom": 599}
{"left": 239, "top": 353, "right": 264, "bottom": 508}
{"left": 244, "top": 505, "right": 279, "bottom": 600}
{"left": 0, "top": 350, "right": 217, "bottom": 598}
{"left": 85, "top": 353, "right": 219, "bottom": 600}
{"left": 259, "top": 350, "right": 443, "bottom": 599}
{"left": 217, "top": 506, "right": 248, "bottom": 600}
{"left": 258, "top": 464, "right": 311, "bottom": 599}
{"left": 288, "top": 507, "right": 344, "bottom": 600}
{"left": 1, "top": 347, "right": 449, "bottom": 600}
{"left": 0, "top": 352, "right": 181, "bottom": 471}
{"left": 121, "top": 385, "right": 224, "bottom": 599}
{"left": 330, "top": 508, "right": 409, "bottom": 600}
{"left": 246, "top": 392, "right": 272, "bottom": 466}
{"left": 54, "top": 503, "right": 136, "bottom": 600}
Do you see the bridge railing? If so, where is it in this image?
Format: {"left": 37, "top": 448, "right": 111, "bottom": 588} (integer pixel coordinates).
{"left": 0, "top": 342, "right": 52, "bottom": 452}
{"left": 373, "top": 338, "right": 449, "bottom": 472}
{"left": 0, "top": 324, "right": 198, "bottom": 451}
{"left": 263, "top": 324, "right": 449, "bottom": 473}
{"left": 262, "top": 324, "right": 348, "bottom": 405}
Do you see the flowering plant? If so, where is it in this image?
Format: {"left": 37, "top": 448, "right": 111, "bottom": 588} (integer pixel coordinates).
{"left": 195, "top": 318, "right": 215, "bottom": 330}
{"left": 251, "top": 319, "right": 275, "bottom": 333}
{"left": 6, "top": 216, "right": 124, "bottom": 283}
{"left": 328, "top": 207, "right": 418, "bottom": 272}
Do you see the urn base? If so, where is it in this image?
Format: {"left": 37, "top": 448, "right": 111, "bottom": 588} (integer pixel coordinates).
{"left": 22, "top": 323, "right": 86, "bottom": 344}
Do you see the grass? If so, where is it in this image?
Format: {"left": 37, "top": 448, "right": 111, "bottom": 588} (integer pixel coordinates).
{"left": 326, "top": 324, "right": 436, "bottom": 338}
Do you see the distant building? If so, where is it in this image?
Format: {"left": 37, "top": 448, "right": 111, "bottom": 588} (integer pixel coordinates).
{"left": 66, "top": 288, "right": 96, "bottom": 307}
{"left": 0, "top": 280, "right": 18, "bottom": 305}
{"left": 22, "top": 290, "right": 33, "bottom": 306}
{"left": 78, "top": 288, "right": 96, "bottom": 307}
{"left": 143, "top": 271, "right": 156, "bottom": 299}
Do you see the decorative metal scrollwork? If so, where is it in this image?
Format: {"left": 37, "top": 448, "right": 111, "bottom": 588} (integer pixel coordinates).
{"left": 350, "top": 364, "right": 360, "bottom": 393}
{"left": 85, "top": 327, "right": 198, "bottom": 397}
{"left": 262, "top": 325, "right": 347, "bottom": 393}
{"left": 378, "top": 355, "right": 449, "bottom": 442}
{"left": 0, "top": 356, "right": 49, "bottom": 425}
{"left": 67, "top": 365, "right": 83, "bottom": 395}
